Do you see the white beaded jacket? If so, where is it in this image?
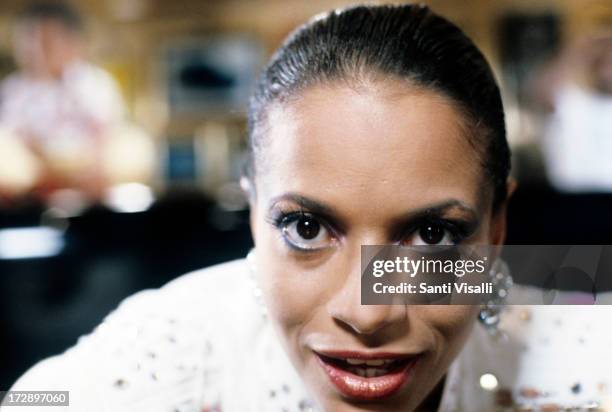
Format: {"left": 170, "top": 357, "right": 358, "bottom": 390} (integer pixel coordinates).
{"left": 5, "top": 258, "right": 612, "bottom": 411}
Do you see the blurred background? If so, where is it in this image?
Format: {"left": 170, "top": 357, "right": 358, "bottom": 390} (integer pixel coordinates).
{"left": 1, "top": 0, "right": 612, "bottom": 390}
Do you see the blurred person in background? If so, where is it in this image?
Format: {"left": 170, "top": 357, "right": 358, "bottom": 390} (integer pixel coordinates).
{"left": 0, "top": 1, "right": 128, "bottom": 207}
{"left": 533, "top": 32, "right": 612, "bottom": 192}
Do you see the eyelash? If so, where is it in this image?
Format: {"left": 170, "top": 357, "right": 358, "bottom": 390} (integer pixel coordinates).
{"left": 269, "top": 208, "right": 305, "bottom": 227}
{"left": 267, "top": 208, "right": 475, "bottom": 250}
{"left": 267, "top": 208, "right": 336, "bottom": 252}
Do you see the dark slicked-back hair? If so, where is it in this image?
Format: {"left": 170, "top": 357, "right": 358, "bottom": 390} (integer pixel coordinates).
{"left": 17, "top": 1, "right": 84, "bottom": 33}
{"left": 246, "top": 4, "right": 511, "bottom": 210}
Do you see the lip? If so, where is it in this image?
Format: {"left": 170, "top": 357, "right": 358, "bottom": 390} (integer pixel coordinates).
{"left": 314, "top": 350, "right": 421, "bottom": 401}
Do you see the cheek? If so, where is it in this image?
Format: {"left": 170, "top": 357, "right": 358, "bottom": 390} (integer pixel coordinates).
{"left": 260, "top": 264, "right": 312, "bottom": 329}
{"left": 417, "top": 305, "right": 478, "bottom": 357}
{"left": 254, "top": 222, "right": 325, "bottom": 338}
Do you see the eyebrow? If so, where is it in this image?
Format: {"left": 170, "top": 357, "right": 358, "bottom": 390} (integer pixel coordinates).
{"left": 269, "top": 192, "right": 342, "bottom": 226}
{"left": 268, "top": 193, "right": 479, "bottom": 234}
{"left": 391, "top": 200, "right": 479, "bottom": 224}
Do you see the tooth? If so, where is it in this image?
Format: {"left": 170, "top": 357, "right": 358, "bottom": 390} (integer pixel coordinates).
{"left": 365, "top": 359, "right": 385, "bottom": 366}
{"left": 366, "top": 368, "right": 377, "bottom": 378}
{"left": 356, "top": 369, "right": 366, "bottom": 377}
{"left": 346, "top": 358, "right": 365, "bottom": 365}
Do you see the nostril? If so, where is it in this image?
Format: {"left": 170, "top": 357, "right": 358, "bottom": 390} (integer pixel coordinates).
{"left": 329, "top": 301, "right": 410, "bottom": 341}
{"left": 332, "top": 310, "right": 392, "bottom": 336}
{"left": 327, "top": 272, "right": 408, "bottom": 336}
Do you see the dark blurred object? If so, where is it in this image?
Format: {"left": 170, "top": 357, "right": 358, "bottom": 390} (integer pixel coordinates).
{"left": 166, "top": 36, "right": 262, "bottom": 114}
{"left": 505, "top": 183, "right": 612, "bottom": 294}
{"left": 498, "top": 13, "right": 561, "bottom": 104}
{"left": 0, "top": 188, "right": 252, "bottom": 390}
{"left": 506, "top": 184, "right": 612, "bottom": 245}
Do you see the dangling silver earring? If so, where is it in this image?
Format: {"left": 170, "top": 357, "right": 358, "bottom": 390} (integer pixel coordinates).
{"left": 246, "top": 248, "right": 268, "bottom": 320}
{"left": 478, "top": 258, "right": 513, "bottom": 340}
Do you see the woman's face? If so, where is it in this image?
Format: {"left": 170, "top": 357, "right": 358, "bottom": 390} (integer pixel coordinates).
{"left": 250, "top": 79, "right": 508, "bottom": 411}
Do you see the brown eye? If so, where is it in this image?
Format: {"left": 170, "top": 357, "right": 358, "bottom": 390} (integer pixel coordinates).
{"left": 280, "top": 213, "right": 335, "bottom": 251}
{"left": 296, "top": 216, "right": 320, "bottom": 240}
{"left": 404, "top": 222, "right": 455, "bottom": 246}
{"left": 419, "top": 224, "right": 445, "bottom": 245}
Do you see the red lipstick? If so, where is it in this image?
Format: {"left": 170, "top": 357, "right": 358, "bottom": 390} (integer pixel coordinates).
{"left": 314, "top": 350, "right": 420, "bottom": 401}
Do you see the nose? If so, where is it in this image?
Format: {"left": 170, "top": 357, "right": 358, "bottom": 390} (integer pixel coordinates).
{"left": 326, "top": 258, "right": 407, "bottom": 337}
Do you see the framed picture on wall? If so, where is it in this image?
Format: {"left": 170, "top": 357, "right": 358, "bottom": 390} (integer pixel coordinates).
{"left": 164, "top": 35, "right": 263, "bottom": 115}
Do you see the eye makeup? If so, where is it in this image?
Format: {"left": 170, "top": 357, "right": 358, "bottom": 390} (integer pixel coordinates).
{"left": 265, "top": 193, "right": 482, "bottom": 252}
{"left": 395, "top": 215, "right": 479, "bottom": 246}
{"left": 266, "top": 206, "right": 340, "bottom": 252}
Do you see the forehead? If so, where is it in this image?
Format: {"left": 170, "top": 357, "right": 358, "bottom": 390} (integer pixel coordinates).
{"left": 258, "top": 81, "right": 487, "bottom": 215}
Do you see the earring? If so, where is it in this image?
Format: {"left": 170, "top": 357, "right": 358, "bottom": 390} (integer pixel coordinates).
{"left": 478, "top": 258, "right": 513, "bottom": 340}
{"left": 246, "top": 248, "right": 268, "bottom": 319}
